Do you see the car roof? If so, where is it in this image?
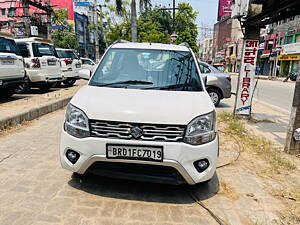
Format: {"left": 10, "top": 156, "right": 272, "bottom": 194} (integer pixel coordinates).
{"left": 56, "top": 48, "right": 74, "bottom": 51}
{"left": 111, "top": 42, "right": 190, "bottom": 52}
{"left": 15, "top": 37, "right": 53, "bottom": 44}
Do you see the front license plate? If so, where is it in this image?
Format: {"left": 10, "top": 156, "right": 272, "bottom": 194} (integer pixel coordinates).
{"left": 1, "top": 60, "right": 14, "bottom": 65}
{"left": 75, "top": 64, "right": 81, "bottom": 68}
{"left": 106, "top": 144, "right": 163, "bottom": 162}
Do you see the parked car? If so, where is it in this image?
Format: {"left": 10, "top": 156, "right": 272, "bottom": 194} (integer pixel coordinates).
{"left": 198, "top": 61, "right": 232, "bottom": 106}
{"left": 78, "top": 58, "right": 96, "bottom": 80}
{"left": 56, "top": 48, "right": 81, "bottom": 86}
{"left": 15, "top": 37, "right": 63, "bottom": 93}
{"left": 0, "top": 32, "right": 25, "bottom": 98}
{"left": 60, "top": 42, "right": 219, "bottom": 185}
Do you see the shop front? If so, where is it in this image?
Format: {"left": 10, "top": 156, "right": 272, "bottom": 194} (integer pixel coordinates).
{"left": 278, "top": 42, "right": 300, "bottom": 76}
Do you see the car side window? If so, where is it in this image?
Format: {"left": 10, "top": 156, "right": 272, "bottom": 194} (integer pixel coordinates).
{"left": 16, "top": 42, "right": 30, "bottom": 58}
{"left": 83, "top": 60, "right": 93, "bottom": 65}
{"left": 199, "top": 64, "right": 211, "bottom": 74}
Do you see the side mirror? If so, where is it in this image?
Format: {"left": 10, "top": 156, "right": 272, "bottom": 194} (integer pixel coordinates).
{"left": 206, "top": 75, "right": 218, "bottom": 86}
{"left": 79, "top": 69, "right": 91, "bottom": 80}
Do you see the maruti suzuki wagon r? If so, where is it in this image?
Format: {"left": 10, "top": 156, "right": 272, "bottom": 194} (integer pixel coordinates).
{"left": 60, "top": 42, "right": 218, "bottom": 185}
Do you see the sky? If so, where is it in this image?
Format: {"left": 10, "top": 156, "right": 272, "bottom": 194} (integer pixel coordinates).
{"left": 151, "top": 0, "right": 219, "bottom": 37}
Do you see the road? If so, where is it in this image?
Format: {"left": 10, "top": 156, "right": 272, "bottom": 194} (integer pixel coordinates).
{"left": 231, "top": 76, "right": 295, "bottom": 113}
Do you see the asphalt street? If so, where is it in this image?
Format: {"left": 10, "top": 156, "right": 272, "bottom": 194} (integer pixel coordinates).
{"left": 231, "top": 76, "right": 295, "bottom": 113}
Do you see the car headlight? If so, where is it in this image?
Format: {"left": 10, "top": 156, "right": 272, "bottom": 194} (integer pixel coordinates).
{"left": 184, "top": 111, "right": 216, "bottom": 145}
{"left": 64, "top": 104, "right": 90, "bottom": 138}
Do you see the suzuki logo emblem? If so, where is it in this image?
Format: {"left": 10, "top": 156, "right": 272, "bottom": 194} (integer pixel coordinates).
{"left": 130, "top": 126, "right": 143, "bottom": 139}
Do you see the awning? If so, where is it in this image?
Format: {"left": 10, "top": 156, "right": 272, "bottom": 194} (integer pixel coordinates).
{"left": 260, "top": 53, "right": 270, "bottom": 59}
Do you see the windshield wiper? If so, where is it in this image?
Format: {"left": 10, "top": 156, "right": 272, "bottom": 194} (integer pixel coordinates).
{"left": 142, "top": 83, "right": 197, "bottom": 90}
{"left": 94, "top": 80, "right": 153, "bottom": 87}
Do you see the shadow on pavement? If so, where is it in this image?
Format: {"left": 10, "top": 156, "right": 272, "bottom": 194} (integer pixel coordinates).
{"left": 217, "top": 102, "right": 232, "bottom": 109}
{"left": 0, "top": 95, "right": 31, "bottom": 104}
{"left": 68, "top": 172, "right": 219, "bottom": 204}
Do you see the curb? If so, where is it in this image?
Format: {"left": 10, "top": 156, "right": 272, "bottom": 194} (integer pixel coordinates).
{"left": 0, "top": 96, "right": 72, "bottom": 131}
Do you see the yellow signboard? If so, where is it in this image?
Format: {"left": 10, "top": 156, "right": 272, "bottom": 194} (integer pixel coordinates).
{"left": 278, "top": 54, "right": 300, "bottom": 61}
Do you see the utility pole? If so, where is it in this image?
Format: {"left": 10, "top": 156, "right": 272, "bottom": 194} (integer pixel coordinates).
{"left": 21, "top": 0, "right": 30, "bottom": 37}
{"left": 285, "top": 74, "right": 300, "bottom": 154}
{"left": 93, "top": 0, "right": 100, "bottom": 61}
{"left": 172, "top": 0, "right": 175, "bottom": 33}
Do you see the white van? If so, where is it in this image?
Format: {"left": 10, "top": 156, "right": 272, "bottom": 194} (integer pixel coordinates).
{"left": 15, "top": 37, "right": 62, "bottom": 92}
{"left": 60, "top": 42, "right": 219, "bottom": 185}
{"left": 0, "top": 32, "right": 25, "bottom": 98}
{"left": 56, "top": 48, "right": 81, "bottom": 86}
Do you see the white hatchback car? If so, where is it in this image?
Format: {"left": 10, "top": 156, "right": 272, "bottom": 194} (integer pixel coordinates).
{"left": 15, "top": 37, "right": 62, "bottom": 92}
{"left": 60, "top": 42, "right": 218, "bottom": 185}
{"left": 56, "top": 48, "right": 81, "bottom": 86}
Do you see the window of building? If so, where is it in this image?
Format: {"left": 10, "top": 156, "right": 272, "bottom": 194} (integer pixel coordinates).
{"left": 286, "top": 36, "right": 293, "bottom": 44}
{"left": 1, "top": 8, "right": 5, "bottom": 15}
{"left": 8, "top": 8, "right": 16, "bottom": 17}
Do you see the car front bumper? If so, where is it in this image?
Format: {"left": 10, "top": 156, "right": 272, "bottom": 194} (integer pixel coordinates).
{"left": 60, "top": 129, "right": 219, "bottom": 185}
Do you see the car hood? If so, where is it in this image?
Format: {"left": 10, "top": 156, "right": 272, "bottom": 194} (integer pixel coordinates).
{"left": 70, "top": 85, "right": 215, "bottom": 125}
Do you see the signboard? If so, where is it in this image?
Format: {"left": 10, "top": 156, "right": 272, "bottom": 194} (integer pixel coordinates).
{"left": 218, "top": 0, "right": 232, "bottom": 21}
{"left": 30, "top": 26, "right": 38, "bottom": 36}
{"left": 75, "top": 2, "right": 91, "bottom": 6}
{"left": 278, "top": 54, "right": 300, "bottom": 61}
{"left": 282, "top": 42, "right": 300, "bottom": 55}
{"left": 234, "top": 40, "right": 259, "bottom": 116}
{"left": 232, "top": 0, "right": 250, "bottom": 19}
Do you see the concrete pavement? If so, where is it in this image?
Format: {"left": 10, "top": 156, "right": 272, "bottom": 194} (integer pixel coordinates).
{"left": 0, "top": 108, "right": 295, "bottom": 225}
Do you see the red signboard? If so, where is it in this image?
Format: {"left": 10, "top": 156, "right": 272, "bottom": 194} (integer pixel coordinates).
{"left": 218, "top": 0, "right": 232, "bottom": 20}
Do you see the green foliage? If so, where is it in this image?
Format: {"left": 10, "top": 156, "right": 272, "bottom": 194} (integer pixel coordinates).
{"left": 139, "top": 8, "right": 172, "bottom": 34}
{"left": 175, "top": 3, "right": 199, "bottom": 53}
{"left": 51, "top": 30, "right": 79, "bottom": 49}
{"left": 137, "top": 8, "right": 171, "bottom": 43}
{"left": 53, "top": 9, "right": 68, "bottom": 25}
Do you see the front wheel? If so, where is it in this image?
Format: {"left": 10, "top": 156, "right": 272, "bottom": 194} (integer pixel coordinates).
{"left": 63, "top": 78, "right": 76, "bottom": 87}
{"left": 0, "top": 89, "right": 14, "bottom": 98}
{"left": 15, "top": 76, "right": 31, "bottom": 94}
{"left": 207, "top": 88, "right": 221, "bottom": 106}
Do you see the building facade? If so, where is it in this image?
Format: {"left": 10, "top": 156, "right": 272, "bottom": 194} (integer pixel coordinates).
{"left": 199, "top": 37, "right": 213, "bottom": 63}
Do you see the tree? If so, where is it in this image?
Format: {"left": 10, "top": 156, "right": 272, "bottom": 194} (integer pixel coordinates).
{"left": 175, "top": 3, "right": 199, "bottom": 53}
{"left": 51, "top": 30, "right": 79, "bottom": 49}
{"left": 114, "top": 0, "right": 151, "bottom": 42}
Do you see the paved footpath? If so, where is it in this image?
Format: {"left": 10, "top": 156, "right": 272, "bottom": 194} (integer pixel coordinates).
{"left": 0, "top": 109, "right": 295, "bottom": 225}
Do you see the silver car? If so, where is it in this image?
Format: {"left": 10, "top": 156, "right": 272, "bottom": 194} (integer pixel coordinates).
{"left": 198, "top": 61, "right": 232, "bottom": 106}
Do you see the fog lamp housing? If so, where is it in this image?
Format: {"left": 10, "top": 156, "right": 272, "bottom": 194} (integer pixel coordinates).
{"left": 66, "top": 149, "right": 80, "bottom": 164}
{"left": 194, "top": 159, "right": 210, "bottom": 173}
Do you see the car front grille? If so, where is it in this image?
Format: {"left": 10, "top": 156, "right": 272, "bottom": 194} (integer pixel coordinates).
{"left": 89, "top": 120, "right": 186, "bottom": 142}
{"left": 86, "top": 162, "right": 187, "bottom": 185}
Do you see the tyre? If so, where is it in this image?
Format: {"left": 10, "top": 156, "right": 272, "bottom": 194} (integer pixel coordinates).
{"left": 51, "top": 82, "right": 61, "bottom": 88}
{"left": 15, "top": 75, "right": 31, "bottom": 94}
{"left": 0, "top": 89, "right": 14, "bottom": 98}
{"left": 63, "top": 78, "right": 76, "bottom": 87}
{"left": 207, "top": 88, "right": 221, "bottom": 106}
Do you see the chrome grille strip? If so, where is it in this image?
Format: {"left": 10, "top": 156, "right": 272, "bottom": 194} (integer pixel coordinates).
{"left": 90, "top": 120, "right": 185, "bottom": 142}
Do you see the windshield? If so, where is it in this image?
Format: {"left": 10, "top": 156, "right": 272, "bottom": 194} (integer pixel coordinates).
{"left": 32, "top": 43, "right": 57, "bottom": 57}
{"left": 89, "top": 48, "right": 203, "bottom": 91}
{"left": 57, "top": 50, "right": 79, "bottom": 59}
{"left": 0, "top": 37, "right": 20, "bottom": 55}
